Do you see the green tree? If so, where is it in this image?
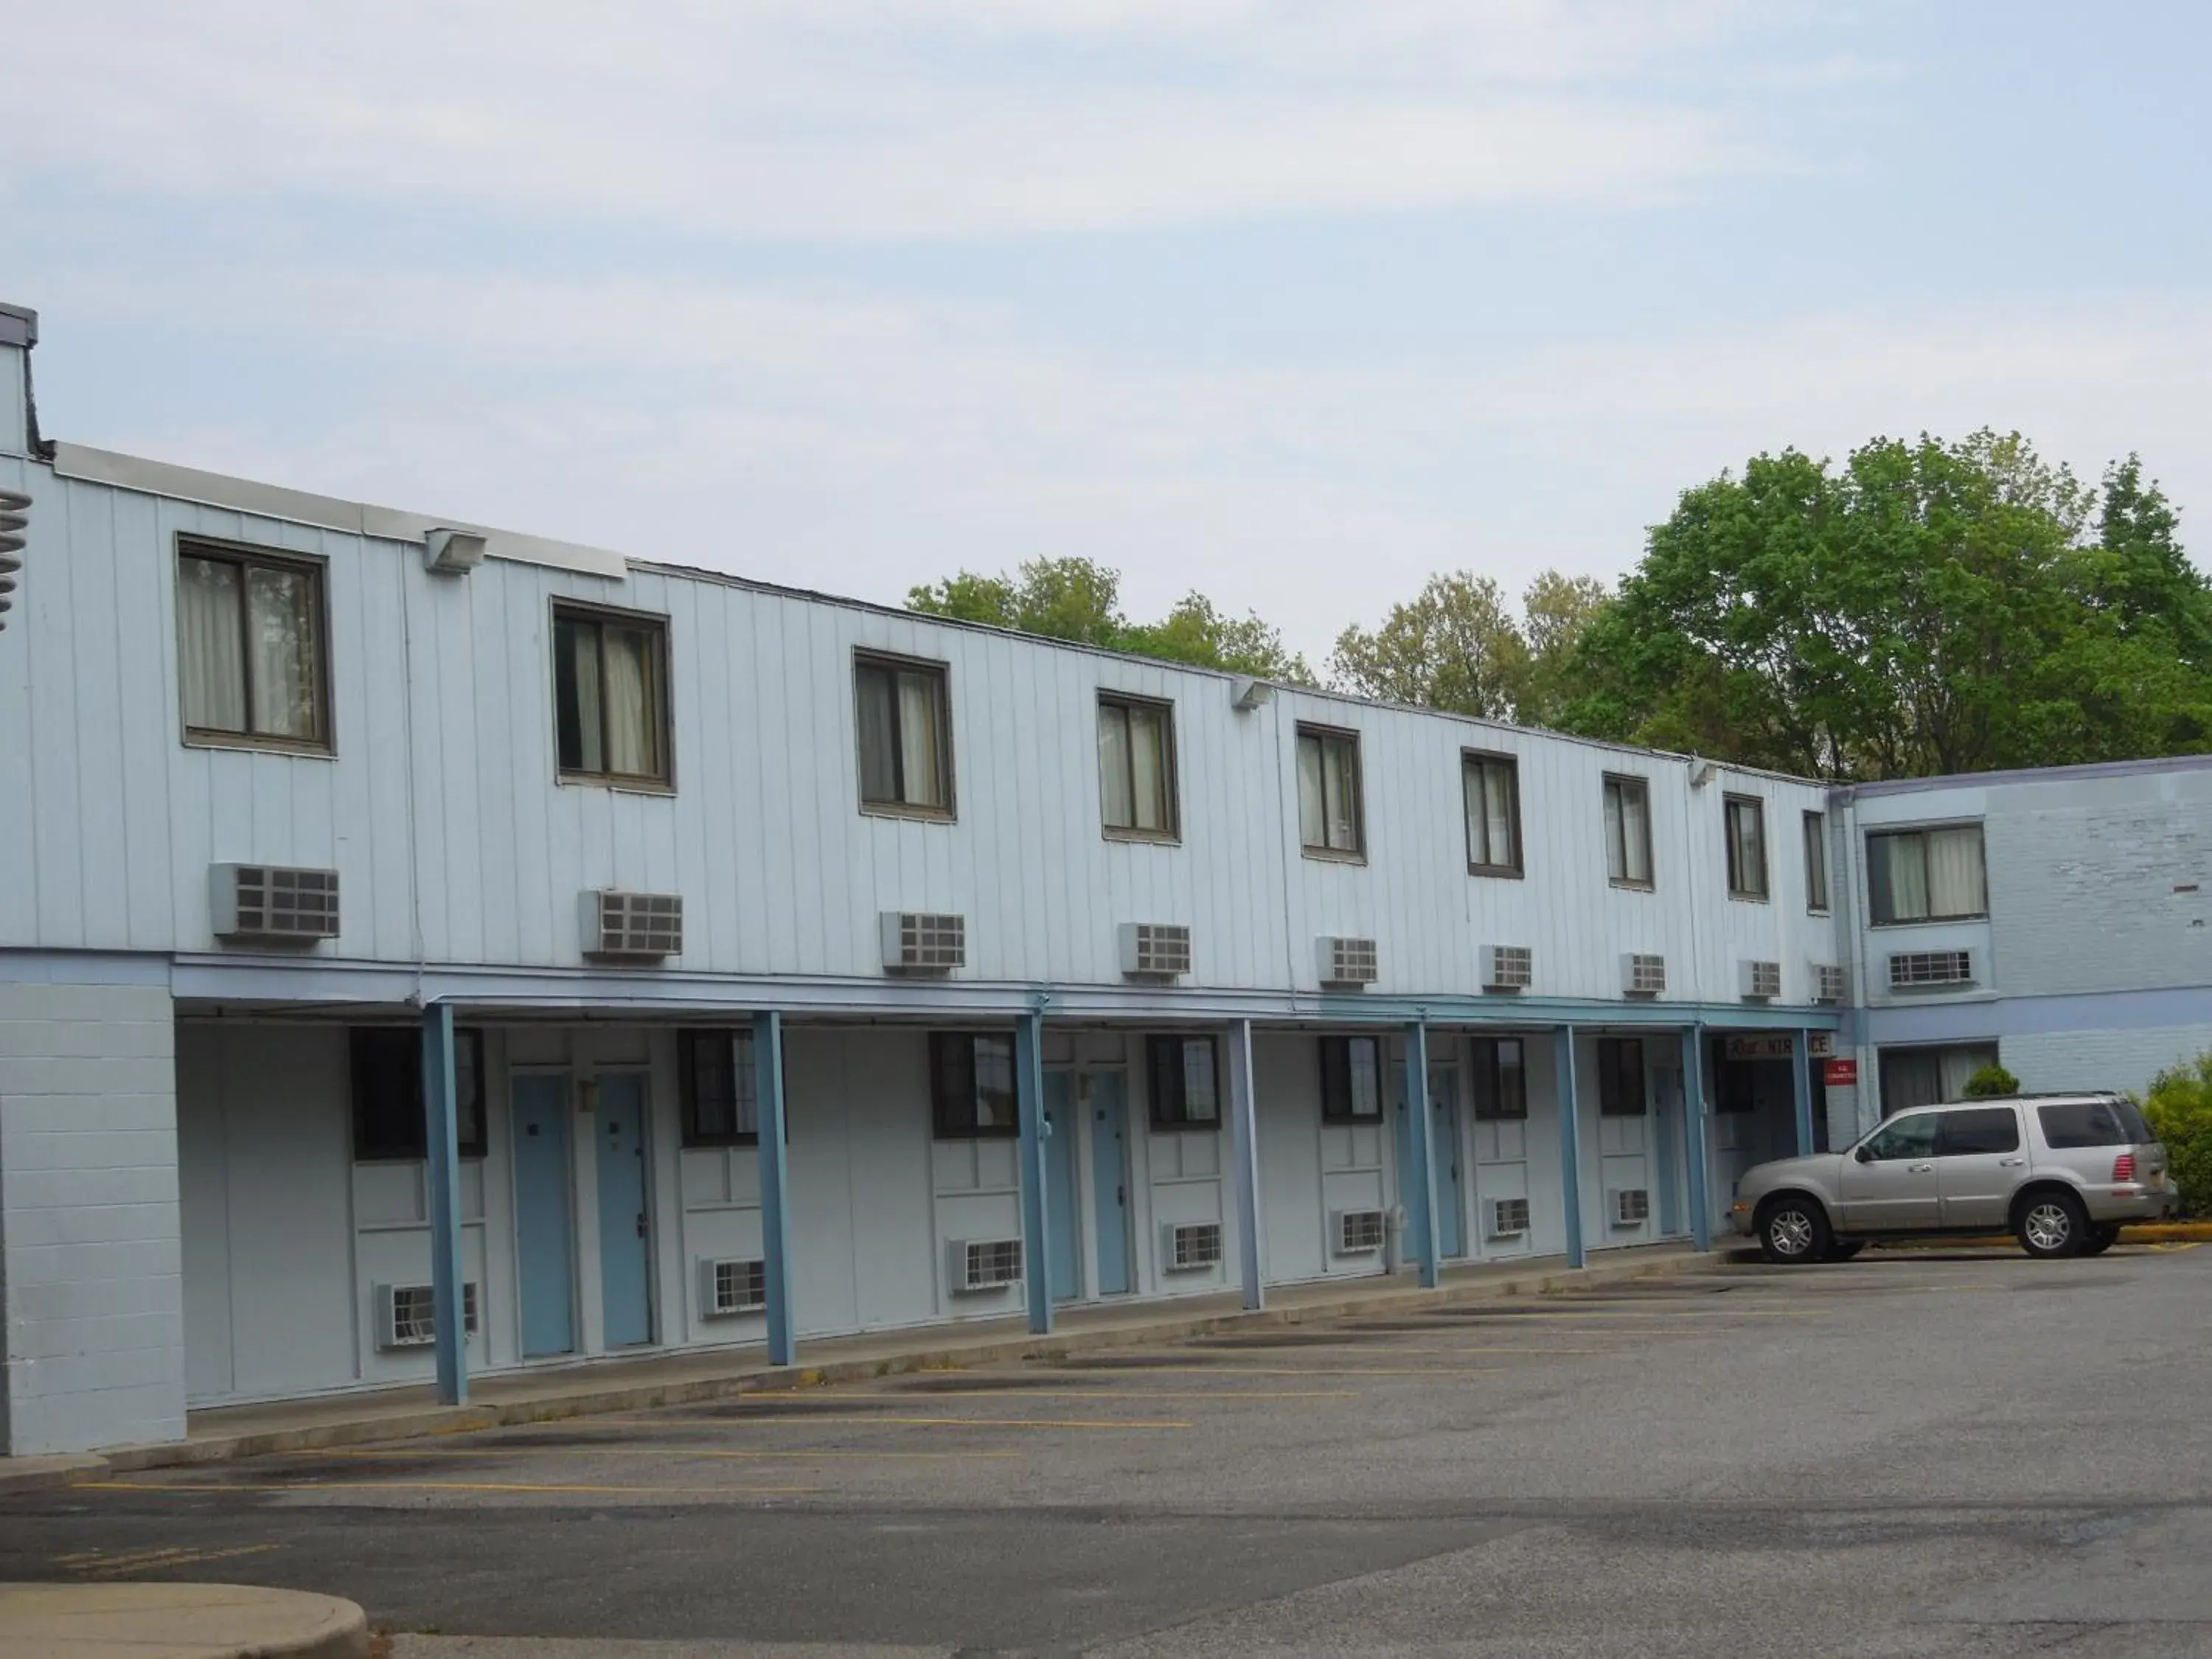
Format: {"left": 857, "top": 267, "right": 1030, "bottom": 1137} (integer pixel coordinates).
{"left": 1514, "top": 571, "right": 1613, "bottom": 727}
{"left": 2144, "top": 1052, "right": 2212, "bottom": 1217}
{"left": 1120, "top": 594, "right": 1315, "bottom": 684}
{"left": 1327, "top": 569, "right": 1613, "bottom": 726}
{"left": 1960, "top": 1062, "right": 2020, "bottom": 1099}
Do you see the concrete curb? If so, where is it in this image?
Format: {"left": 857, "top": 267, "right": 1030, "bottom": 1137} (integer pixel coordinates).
{"left": 0, "top": 1581, "right": 367, "bottom": 1658}
{"left": 0, "top": 1453, "right": 108, "bottom": 1498}
{"left": 92, "top": 1250, "right": 1702, "bottom": 1475}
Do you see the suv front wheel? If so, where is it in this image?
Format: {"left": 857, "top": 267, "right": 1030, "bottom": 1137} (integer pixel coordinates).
{"left": 1756, "top": 1194, "right": 1832, "bottom": 1265}
{"left": 2016, "top": 1189, "right": 2089, "bottom": 1259}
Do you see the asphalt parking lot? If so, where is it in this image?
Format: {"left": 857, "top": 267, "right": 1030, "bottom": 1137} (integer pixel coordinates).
{"left": 2, "top": 1242, "right": 2208, "bottom": 1658}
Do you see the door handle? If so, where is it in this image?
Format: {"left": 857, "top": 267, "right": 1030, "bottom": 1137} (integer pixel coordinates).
{"left": 1909, "top": 1163, "right": 1935, "bottom": 1173}
{"left": 1998, "top": 1157, "right": 2025, "bottom": 1167}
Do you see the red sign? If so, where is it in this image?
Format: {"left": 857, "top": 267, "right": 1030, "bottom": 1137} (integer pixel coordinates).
{"left": 1823, "top": 1059, "right": 1859, "bottom": 1087}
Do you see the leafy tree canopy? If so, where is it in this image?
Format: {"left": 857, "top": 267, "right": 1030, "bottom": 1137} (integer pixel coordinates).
{"left": 1329, "top": 569, "right": 1613, "bottom": 728}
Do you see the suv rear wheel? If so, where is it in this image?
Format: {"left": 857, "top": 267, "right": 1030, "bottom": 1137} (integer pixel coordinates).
{"left": 2016, "top": 1189, "right": 2089, "bottom": 1259}
{"left": 1756, "top": 1194, "right": 1832, "bottom": 1265}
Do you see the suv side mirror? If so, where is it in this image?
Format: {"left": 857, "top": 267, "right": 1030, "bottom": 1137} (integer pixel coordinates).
{"left": 1853, "top": 1144, "right": 1873, "bottom": 1164}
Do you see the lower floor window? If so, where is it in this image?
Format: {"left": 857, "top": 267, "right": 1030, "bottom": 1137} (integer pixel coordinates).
{"left": 678, "top": 1029, "right": 760, "bottom": 1146}
{"left": 1596, "top": 1037, "right": 1646, "bottom": 1117}
{"left": 1319, "top": 1034, "right": 1384, "bottom": 1122}
{"left": 1877, "top": 1042, "right": 1998, "bottom": 1116}
{"left": 1147, "top": 1035, "right": 1220, "bottom": 1130}
{"left": 350, "top": 1026, "right": 485, "bottom": 1160}
{"left": 1471, "top": 1037, "right": 1527, "bottom": 1120}
{"left": 931, "top": 1032, "right": 1018, "bottom": 1138}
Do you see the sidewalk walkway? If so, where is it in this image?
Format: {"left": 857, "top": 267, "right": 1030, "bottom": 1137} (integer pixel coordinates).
{"left": 66, "top": 1245, "right": 1697, "bottom": 1479}
{"left": 0, "top": 1582, "right": 366, "bottom": 1659}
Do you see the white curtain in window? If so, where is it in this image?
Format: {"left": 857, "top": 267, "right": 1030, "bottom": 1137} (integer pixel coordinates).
{"left": 178, "top": 557, "right": 246, "bottom": 731}
{"left": 1882, "top": 835, "right": 1931, "bottom": 920}
{"left": 1467, "top": 761, "right": 1513, "bottom": 865}
{"left": 1927, "top": 827, "right": 1986, "bottom": 917}
{"left": 245, "top": 565, "right": 316, "bottom": 738}
{"left": 1731, "top": 801, "right": 1765, "bottom": 894}
{"left": 1181, "top": 1041, "right": 1218, "bottom": 1119}
{"left": 1098, "top": 703, "right": 1133, "bottom": 827}
{"left": 1882, "top": 1048, "right": 1944, "bottom": 1113}
{"left": 568, "top": 623, "right": 605, "bottom": 773}
{"left": 1603, "top": 782, "right": 1624, "bottom": 879}
{"left": 1297, "top": 735, "right": 1326, "bottom": 846}
{"left": 1938, "top": 1043, "right": 1997, "bottom": 1101}
{"left": 1322, "top": 738, "right": 1356, "bottom": 849}
{"left": 1130, "top": 703, "right": 1166, "bottom": 830}
{"left": 857, "top": 665, "right": 898, "bottom": 801}
{"left": 897, "top": 669, "right": 943, "bottom": 807}
{"left": 1349, "top": 1039, "right": 1380, "bottom": 1116}
{"left": 602, "top": 626, "right": 654, "bottom": 776}
{"left": 1621, "top": 784, "right": 1651, "bottom": 882}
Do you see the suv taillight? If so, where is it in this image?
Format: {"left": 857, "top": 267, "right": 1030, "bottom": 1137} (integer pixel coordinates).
{"left": 2112, "top": 1152, "right": 2137, "bottom": 1183}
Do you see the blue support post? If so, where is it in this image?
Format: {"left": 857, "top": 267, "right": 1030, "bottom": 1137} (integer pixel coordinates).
{"left": 1554, "top": 1025, "right": 1586, "bottom": 1270}
{"left": 1015, "top": 1007, "right": 1053, "bottom": 1336}
{"left": 1682, "top": 1024, "right": 1714, "bottom": 1251}
{"left": 754, "top": 1010, "right": 797, "bottom": 1367}
{"left": 1792, "top": 1027, "right": 1818, "bottom": 1158}
{"left": 420, "top": 1001, "right": 467, "bottom": 1406}
{"left": 1404, "top": 1021, "right": 1440, "bottom": 1288}
{"left": 1225, "top": 1018, "right": 1265, "bottom": 1311}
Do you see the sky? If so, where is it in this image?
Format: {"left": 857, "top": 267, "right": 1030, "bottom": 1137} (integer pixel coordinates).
{"left": 4, "top": 0, "right": 2209, "bottom": 667}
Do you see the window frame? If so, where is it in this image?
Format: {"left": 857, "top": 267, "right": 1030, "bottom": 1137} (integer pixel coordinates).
{"left": 1461, "top": 749, "right": 1524, "bottom": 878}
{"left": 1318, "top": 1034, "right": 1385, "bottom": 1123}
{"left": 175, "top": 534, "right": 335, "bottom": 756}
{"left": 550, "top": 598, "right": 675, "bottom": 791}
{"left": 1295, "top": 723, "right": 1367, "bottom": 862}
{"left": 1470, "top": 1036, "right": 1528, "bottom": 1121}
{"left": 1596, "top": 1036, "right": 1647, "bottom": 1119}
{"left": 854, "top": 650, "right": 958, "bottom": 822}
{"left": 678, "top": 1028, "right": 761, "bottom": 1149}
{"left": 349, "top": 1026, "right": 487, "bottom": 1162}
{"left": 1145, "top": 1034, "right": 1221, "bottom": 1131}
{"left": 1723, "top": 793, "right": 1769, "bottom": 902}
{"left": 1803, "top": 809, "right": 1831, "bottom": 914}
{"left": 1096, "top": 692, "right": 1180, "bottom": 844}
{"left": 1601, "top": 773, "right": 1655, "bottom": 891}
{"left": 928, "top": 1032, "right": 1018, "bottom": 1140}
{"left": 1866, "top": 824, "right": 1989, "bottom": 926}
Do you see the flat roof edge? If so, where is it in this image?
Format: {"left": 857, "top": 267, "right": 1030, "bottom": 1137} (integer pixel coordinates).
{"left": 1842, "top": 752, "right": 2212, "bottom": 799}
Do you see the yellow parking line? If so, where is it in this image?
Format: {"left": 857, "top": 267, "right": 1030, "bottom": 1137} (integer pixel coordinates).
{"left": 872, "top": 1388, "right": 1359, "bottom": 1401}
{"left": 312, "top": 1444, "right": 1021, "bottom": 1461}
{"left": 80, "top": 1478, "right": 820, "bottom": 1496}
{"left": 61, "top": 1543, "right": 282, "bottom": 1576}
{"left": 574, "top": 1414, "right": 1193, "bottom": 1432}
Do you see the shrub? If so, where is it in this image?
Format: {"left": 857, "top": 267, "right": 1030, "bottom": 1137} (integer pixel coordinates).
{"left": 1961, "top": 1062, "right": 2020, "bottom": 1099}
{"left": 2144, "top": 1052, "right": 2212, "bottom": 1218}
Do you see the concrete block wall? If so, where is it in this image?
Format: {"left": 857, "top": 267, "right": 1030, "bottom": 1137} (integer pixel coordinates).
{"left": 0, "top": 978, "right": 184, "bottom": 1455}
{"left": 1999, "top": 1024, "right": 2212, "bottom": 1101}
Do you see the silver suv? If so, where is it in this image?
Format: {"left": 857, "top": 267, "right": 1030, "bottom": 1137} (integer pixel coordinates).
{"left": 1730, "top": 1093, "right": 2175, "bottom": 1263}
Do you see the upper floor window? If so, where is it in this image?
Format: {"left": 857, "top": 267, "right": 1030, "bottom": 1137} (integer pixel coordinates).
{"left": 554, "top": 603, "right": 670, "bottom": 787}
{"left": 1318, "top": 1034, "right": 1384, "bottom": 1122}
{"left": 856, "top": 653, "right": 953, "bottom": 818}
{"left": 1146, "top": 1034, "right": 1220, "bottom": 1130}
{"left": 929, "top": 1032, "right": 1015, "bottom": 1138}
{"left": 350, "top": 1026, "right": 486, "bottom": 1161}
{"left": 1868, "top": 824, "right": 1986, "bottom": 925}
{"left": 678, "top": 1028, "right": 759, "bottom": 1147}
{"left": 1099, "top": 694, "right": 1178, "bottom": 841}
{"left": 177, "top": 538, "right": 330, "bottom": 751}
{"left": 1296, "top": 725, "right": 1364, "bottom": 859}
{"left": 1602, "top": 773, "right": 1652, "bottom": 888}
{"left": 1804, "top": 810, "right": 1831, "bottom": 913}
{"left": 1462, "top": 751, "right": 1522, "bottom": 877}
{"left": 1724, "top": 794, "right": 1768, "bottom": 900}
{"left": 1596, "top": 1037, "right": 1646, "bottom": 1117}
{"left": 1471, "top": 1037, "right": 1527, "bottom": 1121}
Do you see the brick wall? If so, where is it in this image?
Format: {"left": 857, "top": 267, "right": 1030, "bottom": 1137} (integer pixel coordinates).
{"left": 0, "top": 978, "right": 184, "bottom": 1455}
{"left": 2001, "top": 1023, "right": 2212, "bottom": 1101}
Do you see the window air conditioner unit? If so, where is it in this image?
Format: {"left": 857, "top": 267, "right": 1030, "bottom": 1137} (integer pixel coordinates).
{"left": 698, "top": 1256, "right": 767, "bottom": 1318}
{"left": 373, "top": 1281, "right": 479, "bottom": 1350}
{"left": 1739, "top": 959, "right": 1782, "bottom": 1001}
{"left": 882, "top": 911, "right": 967, "bottom": 975}
{"left": 1318, "top": 936, "right": 1380, "bottom": 988}
{"left": 1119, "top": 922, "right": 1193, "bottom": 980}
{"left": 1889, "top": 950, "right": 1973, "bottom": 990}
{"left": 1486, "top": 1197, "right": 1531, "bottom": 1239}
{"left": 1812, "top": 963, "right": 1848, "bottom": 1004}
{"left": 1622, "top": 953, "right": 1667, "bottom": 996}
{"left": 1332, "top": 1208, "right": 1385, "bottom": 1256}
{"left": 210, "top": 863, "right": 341, "bottom": 944}
{"left": 949, "top": 1237, "right": 1023, "bottom": 1293}
{"left": 1481, "top": 944, "right": 1533, "bottom": 992}
{"left": 1609, "top": 1189, "right": 1651, "bottom": 1228}
{"left": 1161, "top": 1220, "right": 1223, "bottom": 1272}
{"left": 582, "top": 889, "right": 683, "bottom": 960}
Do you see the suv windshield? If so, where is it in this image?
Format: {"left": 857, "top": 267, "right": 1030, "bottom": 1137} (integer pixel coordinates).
{"left": 2038, "top": 1098, "right": 2153, "bottom": 1148}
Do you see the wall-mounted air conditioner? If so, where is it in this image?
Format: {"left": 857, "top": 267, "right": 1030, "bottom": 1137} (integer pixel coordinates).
{"left": 1332, "top": 1208, "right": 1385, "bottom": 1256}
{"left": 373, "top": 1281, "right": 479, "bottom": 1349}
{"left": 949, "top": 1237, "right": 1022, "bottom": 1293}
{"left": 1161, "top": 1220, "right": 1223, "bottom": 1271}
{"left": 698, "top": 1257, "right": 767, "bottom": 1318}
{"left": 1739, "top": 959, "right": 1782, "bottom": 1001}
{"left": 582, "top": 890, "right": 683, "bottom": 960}
{"left": 1119, "top": 922, "right": 1192, "bottom": 980}
{"left": 1609, "top": 1189, "right": 1651, "bottom": 1228}
{"left": 210, "top": 863, "right": 341, "bottom": 944}
{"left": 1812, "top": 963, "right": 1848, "bottom": 1004}
{"left": 1318, "top": 936, "right": 1379, "bottom": 988}
{"left": 882, "top": 911, "right": 967, "bottom": 975}
{"left": 1481, "top": 944, "right": 1533, "bottom": 992}
{"left": 1889, "top": 950, "right": 1972, "bottom": 990}
{"left": 1622, "top": 953, "right": 1667, "bottom": 996}
{"left": 1486, "top": 1197, "right": 1531, "bottom": 1239}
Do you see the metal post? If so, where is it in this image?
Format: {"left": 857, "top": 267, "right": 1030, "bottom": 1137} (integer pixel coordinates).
{"left": 1404, "top": 1021, "right": 1440, "bottom": 1288}
{"left": 1792, "top": 1027, "right": 1818, "bottom": 1158}
{"left": 1014, "top": 1007, "right": 1052, "bottom": 1336}
{"left": 1554, "top": 1025, "right": 1585, "bottom": 1270}
{"left": 1225, "top": 1018, "right": 1265, "bottom": 1311}
{"left": 754, "top": 1010, "right": 796, "bottom": 1366}
{"left": 1683, "top": 1024, "right": 1714, "bottom": 1251}
{"left": 420, "top": 1001, "right": 467, "bottom": 1406}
